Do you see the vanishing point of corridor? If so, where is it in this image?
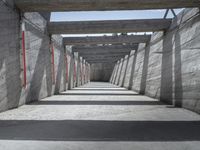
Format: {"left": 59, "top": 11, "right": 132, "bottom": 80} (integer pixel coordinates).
{"left": 0, "top": 82, "right": 200, "bottom": 150}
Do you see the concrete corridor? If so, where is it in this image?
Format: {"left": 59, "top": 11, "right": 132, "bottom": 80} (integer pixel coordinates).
{"left": 0, "top": 82, "right": 200, "bottom": 150}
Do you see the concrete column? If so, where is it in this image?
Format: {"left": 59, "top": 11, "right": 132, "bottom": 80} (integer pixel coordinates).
{"left": 117, "top": 58, "right": 124, "bottom": 85}
{"left": 86, "top": 62, "right": 90, "bottom": 83}
{"left": 76, "top": 56, "right": 81, "bottom": 87}
{"left": 63, "top": 47, "right": 67, "bottom": 91}
{"left": 113, "top": 61, "right": 120, "bottom": 85}
{"left": 87, "top": 63, "right": 90, "bottom": 83}
{"left": 73, "top": 53, "right": 78, "bottom": 88}
{"left": 112, "top": 62, "right": 118, "bottom": 84}
{"left": 122, "top": 55, "right": 130, "bottom": 87}
{"left": 110, "top": 64, "right": 117, "bottom": 83}
{"left": 128, "top": 50, "right": 138, "bottom": 90}
{"left": 140, "top": 44, "right": 150, "bottom": 94}
{"left": 68, "top": 55, "right": 74, "bottom": 90}
{"left": 83, "top": 59, "right": 86, "bottom": 84}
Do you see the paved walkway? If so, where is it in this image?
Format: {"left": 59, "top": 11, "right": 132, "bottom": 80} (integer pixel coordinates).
{"left": 0, "top": 82, "right": 200, "bottom": 150}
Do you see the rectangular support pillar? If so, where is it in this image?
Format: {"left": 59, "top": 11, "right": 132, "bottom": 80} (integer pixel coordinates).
{"left": 128, "top": 50, "right": 138, "bottom": 90}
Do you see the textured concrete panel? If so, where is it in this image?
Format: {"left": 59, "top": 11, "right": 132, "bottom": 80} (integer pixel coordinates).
{"left": 131, "top": 44, "right": 146, "bottom": 92}
{"left": 90, "top": 63, "right": 115, "bottom": 82}
{"left": 123, "top": 51, "right": 135, "bottom": 88}
{"left": 115, "top": 59, "right": 123, "bottom": 85}
{"left": 119, "top": 56, "right": 129, "bottom": 87}
{"left": 0, "top": 1, "right": 67, "bottom": 112}
{"left": 15, "top": 0, "right": 200, "bottom": 12}
{"left": 48, "top": 19, "right": 171, "bottom": 34}
{"left": 145, "top": 8, "right": 200, "bottom": 113}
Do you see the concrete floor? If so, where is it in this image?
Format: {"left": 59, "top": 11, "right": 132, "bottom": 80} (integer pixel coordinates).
{"left": 0, "top": 82, "right": 200, "bottom": 150}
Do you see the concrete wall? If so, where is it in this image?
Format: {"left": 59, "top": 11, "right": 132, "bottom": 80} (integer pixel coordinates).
{"left": 0, "top": 0, "right": 73, "bottom": 112}
{"left": 90, "top": 63, "right": 114, "bottom": 82}
{"left": 111, "top": 8, "right": 200, "bottom": 114}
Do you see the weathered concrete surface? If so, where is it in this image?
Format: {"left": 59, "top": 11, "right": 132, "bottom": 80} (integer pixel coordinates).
{"left": 15, "top": 0, "right": 200, "bottom": 12}
{"left": 119, "top": 55, "right": 129, "bottom": 87}
{"left": 0, "top": 1, "right": 68, "bottom": 112}
{"left": 145, "top": 8, "right": 200, "bottom": 112}
{"left": 0, "top": 82, "right": 200, "bottom": 150}
{"left": 72, "top": 44, "right": 138, "bottom": 54}
{"left": 115, "top": 59, "right": 123, "bottom": 85}
{"left": 123, "top": 51, "right": 135, "bottom": 88}
{"left": 90, "top": 63, "right": 114, "bottom": 82}
{"left": 48, "top": 19, "right": 171, "bottom": 34}
{"left": 131, "top": 44, "right": 146, "bottom": 92}
{"left": 63, "top": 35, "right": 150, "bottom": 46}
{"left": 111, "top": 8, "right": 200, "bottom": 114}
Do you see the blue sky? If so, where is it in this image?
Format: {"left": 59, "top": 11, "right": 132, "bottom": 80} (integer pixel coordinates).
{"left": 51, "top": 9, "right": 182, "bottom": 37}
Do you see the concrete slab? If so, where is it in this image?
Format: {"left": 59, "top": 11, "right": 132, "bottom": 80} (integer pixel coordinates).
{"left": 0, "top": 82, "right": 200, "bottom": 150}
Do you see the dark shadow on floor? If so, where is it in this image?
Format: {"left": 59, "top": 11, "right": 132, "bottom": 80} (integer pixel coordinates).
{"left": 59, "top": 93, "right": 140, "bottom": 96}
{"left": 29, "top": 100, "right": 165, "bottom": 105}
{"left": 0, "top": 120, "right": 200, "bottom": 141}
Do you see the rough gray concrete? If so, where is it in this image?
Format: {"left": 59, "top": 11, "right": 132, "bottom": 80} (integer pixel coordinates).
{"left": 119, "top": 55, "right": 129, "bottom": 87}
{"left": 63, "top": 35, "right": 150, "bottom": 46}
{"left": 90, "top": 63, "right": 115, "bottom": 82}
{"left": 0, "top": 82, "right": 200, "bottom": 150}
{"left": 111, "top": 8, "right": 200, "bottom": 114}
{"left": 14, "top": 0, "right": 200, "bottom": 12}
{"left": 48, "top": 19, "right": 172, "bottom": 34}
{"left": 0, "top": 1, "right": 73, "bottom": 112}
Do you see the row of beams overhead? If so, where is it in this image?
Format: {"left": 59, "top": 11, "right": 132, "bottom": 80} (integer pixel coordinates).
{"left": 15, "top": 0, "right": 200, "bottom": 12}
{"left": 74, "top": 44, "right": 135, "bottom": 63}
{"left": 48, "top": 19, "right": 172, "bottom": 34}
{"left": 15, "top": 1, "right": 199, "bottom": 64}
{"left": 72, "top": 44, "right": 138, "bottom": 54}
{"left": 63, "top": 35, "right": 151, "bottom": 46}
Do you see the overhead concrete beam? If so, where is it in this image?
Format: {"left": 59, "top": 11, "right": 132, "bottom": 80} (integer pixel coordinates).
{"left": 85, "top": 55, "right": 125, "bottom": 61}
{"left": 79, "top": 51, "right": 131, "bottom": 55}
{"left": 87, "top": 57, "right": 122, "bottom": 63}
{"left": 82, "top": 55, "right": 129, "bottom": 61}
{"left": 48, "top": 19, "right": 171, "bottom": 34}
{"left": 15, "top": 0, "right": 200, "bottom": 12}
{"left": 72, "top": 44, "right": 138, "bottom": 53}
{"left": 63, "top": 35, "right": 151, "bottom": 45}
{"left": 80, "top": 52, "right": 130, "bottom": 58}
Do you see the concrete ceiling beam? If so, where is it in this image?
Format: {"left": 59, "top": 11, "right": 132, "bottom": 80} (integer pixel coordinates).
{"left": 63, "top": 35, "right": 151, "bottom": 45}
{"left": 48, "top": 19, "right": 172, "bottom": 34}
{"left": 72, "top": 44, "right": 138, "bottom": 53}
{"left": 15, "top": 0, "right": 200, "bottom": 12}
{"left": 79, "top": 52, "right": 130, "bottom": 58}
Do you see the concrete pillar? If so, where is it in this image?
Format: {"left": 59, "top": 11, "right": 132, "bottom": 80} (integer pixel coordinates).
{"left": 113, "top": 61, "right": 120, "bottom": 85}
{"left": 117, "top": 58, "right": 124, "bottom": 85}
{"left": 73, "top": 53, "right": 78, "bottom": 88}
{"left": 88, "top": 64, "right": 91, "bottom": 83}
{"left": 140, "top": 44, "right": 150, "bottom": 94}
{"left": 83, "top": 59, "right": 86, "bottom": 84}
{"left": 128, "top": 50, "right": 138, "bottom": 90}
{"left": 63, "top": 48, "right": 67, "bottom": 91}
{"left": 110, "top": 64, "right": 117, "bottom": 83}
{"left": 68, "top": 55, "right": 74, "bottom": 90}
{"left": 76, "top": 55, "right": 81, "bottom": 87}
{"left": 85, "top": 62, "right": 88, "bottom": 83}
{"left": 122, "top": 55, "right": 130, "bottom": 87}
